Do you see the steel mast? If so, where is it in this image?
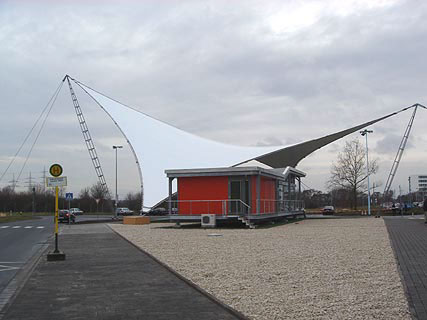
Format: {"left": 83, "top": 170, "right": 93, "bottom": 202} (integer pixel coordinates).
{"left": 64, "top": 75, "right": 112, "bottom": 202}
{"left": 382, "top": 104, "right": 427, "bottom": 200}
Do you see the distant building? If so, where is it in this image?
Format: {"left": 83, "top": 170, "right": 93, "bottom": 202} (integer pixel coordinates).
{"left": 409, "top": 175, "right": 427, "bottom": 192}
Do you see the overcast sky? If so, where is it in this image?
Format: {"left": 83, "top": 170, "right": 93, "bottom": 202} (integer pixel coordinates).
{"left": 1, "top": 0, "right": 427, "bottom": 200}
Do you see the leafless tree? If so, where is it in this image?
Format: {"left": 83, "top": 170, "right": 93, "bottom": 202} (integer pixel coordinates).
{"left": 78, "top": 188, "right": 89, "bottom": 199}
{"left": 89, "top": 182, "right": 109, "bottom": 200}
{"left": 121, "top": 192, "right": 142, "bottom": 211}
{"left": 89, "top": 182, "right": 111, "bottom": 213}
{"left": 328, "top": 138, "right": 378, "bottom": 209}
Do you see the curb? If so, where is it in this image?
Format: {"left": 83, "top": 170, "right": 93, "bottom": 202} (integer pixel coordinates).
{"left": 74, "top": 219, "right": 119, "bottom": 225}
{"left": 0, "top": 239, "right": 50, "bottom": 319}
{"left": 108, "top": 224, "right": 250, "bottom": 320}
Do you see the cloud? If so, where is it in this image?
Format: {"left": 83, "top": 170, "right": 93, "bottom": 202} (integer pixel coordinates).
{"left": 375, "top": 133, "right": 414, "bottom": 154}
{"left": 1, "top": 0, "right": 427, "bottom": 196}
{"left": 255, "top": 137, "right": 284, "bottom": 147}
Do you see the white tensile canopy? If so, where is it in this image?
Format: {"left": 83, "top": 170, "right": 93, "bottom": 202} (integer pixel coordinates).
{"left": 73, "top": 79, "right": 403, "bottom": 208}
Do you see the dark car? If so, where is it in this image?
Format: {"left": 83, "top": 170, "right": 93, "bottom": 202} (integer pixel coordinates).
{"left": 149, "top": 207, "right": 167, "bottom": 216}
{"left": 59, "top": 209, "right": 76, "bottom": 223}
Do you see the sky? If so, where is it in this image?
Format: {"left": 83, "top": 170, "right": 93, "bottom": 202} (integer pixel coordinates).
{"left": 1, "top": 0, "right": 427, "bottom": 200}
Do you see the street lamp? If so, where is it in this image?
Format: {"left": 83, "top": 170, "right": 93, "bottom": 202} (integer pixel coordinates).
{"left": 113, "top": 145, "right": 123, "bottom": 218}
{"left": 360, "top": 129, "right": 373, "bottom": 216}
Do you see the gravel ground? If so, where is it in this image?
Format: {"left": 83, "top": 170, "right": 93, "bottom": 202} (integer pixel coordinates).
{"left": 110, "top": 218, "right": 410, "bottom": 320}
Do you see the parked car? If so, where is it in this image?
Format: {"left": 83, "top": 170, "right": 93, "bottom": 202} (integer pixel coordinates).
{"left": 59, "top": 209, "right": 76, "bottom": 223}
{"left": 150, "top": 207, "right": 178, "bottom": 215}
{"left": 116, "top": 207, "right": 134, "bottom": 216}
{"left": 149, "top": 207, "right": 167, "bottom": 216}
{"left": 322, "top": 206, "right": 335, "bottom": 214}
{"left": 69, "top": 208, "right": 83, "bottom": 215}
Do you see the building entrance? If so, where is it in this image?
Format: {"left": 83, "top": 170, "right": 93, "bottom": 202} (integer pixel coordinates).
{"left": 229, "top": 178, "right": 249, "bottom": 214}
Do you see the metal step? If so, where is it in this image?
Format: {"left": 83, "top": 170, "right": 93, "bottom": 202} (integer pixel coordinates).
{"left": 237, "top": 216, "right": 256, "bottom": 229}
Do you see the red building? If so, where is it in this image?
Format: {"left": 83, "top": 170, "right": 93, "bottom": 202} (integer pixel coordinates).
{"left": 164, "top": 166, "right": 305, "bottom": 227}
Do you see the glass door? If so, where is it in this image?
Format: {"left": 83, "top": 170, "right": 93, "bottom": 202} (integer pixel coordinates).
{"left": 230, "top": 180, "right": 241, "bottom": 213}
{"left": 229, "top": 178, "right": 250, "bottom": 214}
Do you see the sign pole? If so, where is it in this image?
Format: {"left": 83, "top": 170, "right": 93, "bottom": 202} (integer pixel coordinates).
{"left": 47, "top": 163, "right": 66, "bottom": 261}
{"left": 54, "top": 186, "right": 59, "bottom": 253}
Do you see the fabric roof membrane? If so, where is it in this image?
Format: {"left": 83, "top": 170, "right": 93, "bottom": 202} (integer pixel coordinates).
{"left": 73, "top": 79, "right": 407, "bottom": 208}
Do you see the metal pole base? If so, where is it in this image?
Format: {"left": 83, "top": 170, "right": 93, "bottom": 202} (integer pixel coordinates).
{"left": 47, "top": 251, "right": 66, "bottom": 261}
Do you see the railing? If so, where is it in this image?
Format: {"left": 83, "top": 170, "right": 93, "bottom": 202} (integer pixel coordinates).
{"left": 166, "top": 199, "right": 304, "bottom": 216}
{"left": 258, "top": 199, "right": 305, "bottom": 215}
{"left": 167, "top": 199, "right": 250, "bottom": 216}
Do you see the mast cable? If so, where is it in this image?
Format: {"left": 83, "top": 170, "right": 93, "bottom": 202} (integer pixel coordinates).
{"left": 16, "top": 81, "right": 64, "bottom": 183}
{"left": 0, "top": 80, "right": 64, "bottom": 184}
{"left": 68, "top": 76, "right": 144, "bottom": 210}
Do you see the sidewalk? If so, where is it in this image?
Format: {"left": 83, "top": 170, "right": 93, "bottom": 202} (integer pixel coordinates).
{"left": 2, "top": 223, "right": 245, "bottom": 320}
{"left": 385, "top": 216, "right": 427, "bottom": 320}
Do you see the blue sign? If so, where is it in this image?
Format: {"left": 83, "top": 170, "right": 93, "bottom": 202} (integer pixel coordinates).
{"left": 65, "top": 192, "right": 73, "bottom": 200}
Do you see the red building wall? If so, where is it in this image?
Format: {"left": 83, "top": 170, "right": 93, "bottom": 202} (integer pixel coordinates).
{"left": 261, "top": 177, "right": 276, "bottom": 213}
{"left": 250, "top": 176, "right": 276, "bottom": 214}
{"left": 178, "top": 176, "right": 228, "bottom": 215}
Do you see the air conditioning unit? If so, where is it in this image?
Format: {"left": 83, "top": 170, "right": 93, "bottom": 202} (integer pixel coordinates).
{"left": 201, "top": 214, "right": 216, "bottom": 228}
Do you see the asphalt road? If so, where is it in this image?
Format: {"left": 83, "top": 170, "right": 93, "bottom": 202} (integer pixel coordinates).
{"left": 0, "top": 216, "right": 53, "bottom": 294}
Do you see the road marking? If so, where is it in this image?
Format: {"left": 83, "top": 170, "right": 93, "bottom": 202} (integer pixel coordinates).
{"left": 0, "top": 264, "right": 21, "bottom": 272}
{"left": 0, "top": 225, "right": 46, "bottom": 230}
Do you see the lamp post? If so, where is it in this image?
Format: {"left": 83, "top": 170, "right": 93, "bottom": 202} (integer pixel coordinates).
{"left": 113, "top": 145, "right": 123, "bottom": 218}
{"left": 360, "top": 129, "right": 373, "bottom": 216}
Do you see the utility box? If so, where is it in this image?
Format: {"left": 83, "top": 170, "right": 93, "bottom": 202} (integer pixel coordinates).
{"left": 201, "top": 214, "right": 216, "bottom": 228}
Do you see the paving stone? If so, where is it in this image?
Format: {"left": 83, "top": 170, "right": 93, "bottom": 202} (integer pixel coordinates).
{"left": 384, "top": 217, "right": 427, "bottom": 320}
{"left": 2, "top": 224, "right": 243, "bottom": 320}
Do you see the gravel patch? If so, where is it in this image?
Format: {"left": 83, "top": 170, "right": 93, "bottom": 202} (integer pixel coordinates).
{"left": 110, "top": 218, "right": 410, "bottom": 320}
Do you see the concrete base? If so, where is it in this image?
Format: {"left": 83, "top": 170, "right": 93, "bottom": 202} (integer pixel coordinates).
{"left": 47, "top": 251, "right": 66, "bottom": 261}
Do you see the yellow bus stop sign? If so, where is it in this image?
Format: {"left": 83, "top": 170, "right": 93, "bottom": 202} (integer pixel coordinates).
{"left": 49, "top": 164, "right": 63, "bottom": 177}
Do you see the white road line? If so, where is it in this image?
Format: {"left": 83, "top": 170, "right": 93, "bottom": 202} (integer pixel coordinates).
{"left": 1, "top": 225, "right": 45, "bottom": 229}
{"left": 0, "top": 264, "right": 21, "bottom": 272}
